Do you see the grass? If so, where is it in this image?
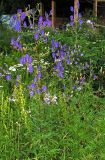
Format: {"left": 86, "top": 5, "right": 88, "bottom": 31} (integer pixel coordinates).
{"left": 0, "top": 20, "right": 105, "bottom": 160}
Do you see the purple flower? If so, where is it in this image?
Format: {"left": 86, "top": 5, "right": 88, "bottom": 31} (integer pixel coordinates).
{"left": 29, "top": 21, "right": 33, "bottom": 29}
{"left": 50, "top": 10, "right": 52, "bottom": 15}
{"left": 54, "top": 66, "right": 57, "bottom": 71}
{"left": 37, "top": 65, "right": 41, "bottom": 71}
{"left": 21, "top": 12, "right": 26, "bottom": 21}
{"left": 79, "top": 19, "right": 83, "bottom": 25}
{"left": 30, "top": 91, "right": 34, "bottom": 97}
{"left": 57, "top": 61, "right": 62, "bottom": 67}
{"left": 23, "top": 21, "right": 27, "bottom": 28}
{"left": 70, "top": 6, "right": 74, "bottom": 12}
{"left": 34, "top": 33, "right": 39, "bottom": 41}
{"left": 73, "top": 86, "right": 77, "bottom": 90}
{"left": 31, "top": 83, "right": 35, "bottom": 89}
{"left": 5, "top": 74, "right": 11, "bottom": 81}
{"left": 78, "top": 1, "right": 80, "bottom": 9}
{"left": 37, "top": 72, "right": 41, "bottom": 79}
{"left": 42, "top": 85, "right": 47, "bottom": 92}
{"left": 51, "top": 38, "right": 55, "bottom": 47}
{"left": 0, "top": 73, "right": 2, "bottom": 76}
{"left": 16, "top": 82, "right": 19, "bottom": 86}
{"left": 43, "top": 21, "right": 47, "bottom": 27}
{"left": 47, "top": 20, "right": 52, "bottom": 27}
{"left": 17, "top": 9, "right": 22, "bottom": 13}
{"left": 43, "top": 37, "right": 48, "bottom": 43}
{"left": 70, "top": 15, "right": 74, "bottom": 21}
{"left": 25, "top": 54, "right": 29, "bottom": 61}
{"left": 78, "top": 13, "right": 82, "bottom": 18}
{"left": 93, "top": 74, "right": 97, "bottom": 80}
{"left": 67, "top": 59, "right": 71, "bottom": 65}
{"left": 79, "top": 76, "right": 85, "bottom": 84}
{"left": 18, "top": 43, "right": 22, "bottom": 50}
{"left": 84, "top": 62, "right": 89, "bottom": 70}
{"left": 27, "top": 85, "right": 31, "bottom": 89}
{"left": 70, "top": 21, "right": 74, "bottom": 27}
{"left": 28, "top": 56, "right": 33, "bottom": 64}
{"left": 28, "top": 64, "right": 33, "bottom": 73}
{"left": 11, "top": 38, "right": 15, "bottom": 45}
{"left": 39, "top": 16, "right": 43, "bottom": 23}
{"left": 13, "top": 15, "right": 17, "bottom": 20}
{"left": 52, "top": 52, "right": 56, "bottom": 59}
{"left": 20, "top": 56, "right": 26, "bottom": 64}
{"left": 36, "top": 88, "right": 41, "bottom": 94}
{"left": 38, "top": 16, "right": 43, "bottom": 26}
{"left": 16, "top": 75, "right": 20, "bottom": 81}
{"left": 40, "top": 30, "right": 45, "bottom": 36}
{"left": 54, "top": 42, "right": 59, "bottom": 48}
{"left": 34, "top": 77, "right": 37, "bottom": 83}
{"left": 14, "top": 20, "right": 21, "bottom": 32}
{"left": 59, "top": 71, "right": 64, "bottom": 78}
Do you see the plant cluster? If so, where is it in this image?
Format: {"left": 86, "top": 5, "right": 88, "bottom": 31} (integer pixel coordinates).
{"left": 0, "top": 2, "right": 105, "bottom": 160}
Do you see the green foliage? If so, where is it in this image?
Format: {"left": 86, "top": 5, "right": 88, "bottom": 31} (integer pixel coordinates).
{"left": 0, "top": 21, "right": 105, "bottom": 159}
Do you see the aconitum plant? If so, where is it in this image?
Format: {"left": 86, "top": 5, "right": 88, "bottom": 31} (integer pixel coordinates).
{"left": 20, "top": 54, "right": 33, "bottom": 74}
{"left": 11, "top": 36, "right": 23, "bottom": 51}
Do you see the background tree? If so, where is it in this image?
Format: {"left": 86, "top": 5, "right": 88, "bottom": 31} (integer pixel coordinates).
{"left": 0, "top": 0, "right": 40, "bottom": 15}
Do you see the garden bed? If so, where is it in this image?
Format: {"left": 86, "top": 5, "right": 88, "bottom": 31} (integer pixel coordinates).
{"left": 0, "top": 11, "right": 105, "bottom": 159}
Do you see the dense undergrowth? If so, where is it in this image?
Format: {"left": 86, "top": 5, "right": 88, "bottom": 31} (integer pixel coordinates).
{"left": 0, "top": 14, "right": 105, "bottom": 160}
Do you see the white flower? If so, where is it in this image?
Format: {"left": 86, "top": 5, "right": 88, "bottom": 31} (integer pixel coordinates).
{"left": 86, "top": 20, "right": 92, "bottom": 24}
{"left": 44, "top": 93, "right": 51, "bottom": 104}
{"left": 44, "top": 97, "right": 51, "bottom": 104}
{"left": 44, "top": 93, "right": 57, "bottom": 105}
{"left": 45, "top": 32, "right": 49, "bottom": 36}
{"left": 44, "top": 62, "right": 49, "bottom": 65}
{"left": 86, "top": 20, "right": 94, "bottom": 28}
{"left": 77, "top": 87, "right": 82, "bottom": 91}
{"left": 51, "top": 95, "right": 57, "bottom": 104}
{"left": 70, "top": 94, "right": 73, "bottom": 98}
{"left": 40, "top": 59, "right": 44, "bottom": 63}
{"left": 16, "top": 64, "right": 23, "bottom": 67}
{"left": 9, "top": 66, "right": 16, "bottom": 72}
{"left": 9, "top": 98, "right": 16, "bottom": 102}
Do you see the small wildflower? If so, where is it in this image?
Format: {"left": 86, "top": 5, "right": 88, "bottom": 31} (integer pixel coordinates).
{"left": 42, "top": 85, "right": 47, "bottom": 92}
{"left": 36, "top": 88, "right": 41, "bottom": 94}
{"left": 0, "top": 73, "right": 2, "bottom": 76}
{"left": 34, "top": 77, "right": 37, "bottom": 83}
{"left": 37, "top": 72, "right": 41, "bottom": 79}
{"left": 77, "top": 87, "right": 82, "bottom": 91}
{"left": 51, "top": 95, "right": 57, "bottom": 104}
{"left": 93, "top": 74, "right": 97, "bottom": 80}
{"left": 34, "top": 33, "right": 39, "bottom": 41}
{"left": 28, "top": 64, "right": 33, "bottom": 73}
{"left": 9, "top": 66, "right": 16, "bottom": 72}
{"left": 5, "top": 74, "right": 11, "bottom": 81}
{"left": 70, "top": 6, "right": 74, "bottom": 12}
{"left": 70, "top": 15, "right": 74, "bottom": 21}
{"left": 9, "top": 98, "right": 16, "bottom": 102}
{"left": 30, "top": 91, "right": 34, "bottom": 97}
{"left": 31, "top": 83, "right": 35, "bottom": 89}
{"left": 44, "top": 93, "right": 51, "bottom": 104}
{"left": 16, "top": 75, "right": 20, "bottom": 81}
{"left": 79, "top": 19, "right": 83, "bottom": 25}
